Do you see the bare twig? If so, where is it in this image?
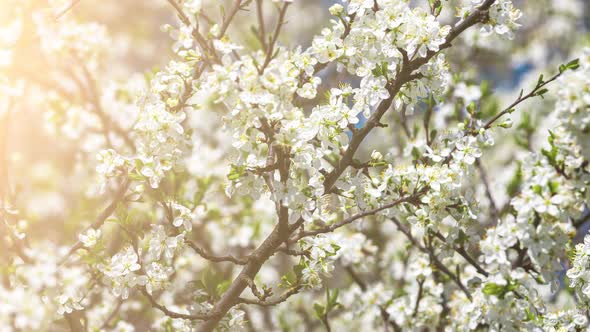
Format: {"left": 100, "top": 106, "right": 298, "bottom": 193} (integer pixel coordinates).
{"left": 483, "top": 71, "right": 563, "bottom": 129}
{"left": 218, "top": 0, "right": 245, "bottom": 39}
{"left": 390, "top": 217, "right": 472, "bottom": 301}
{"left": 59, "top": 178, "right": 131, "bottom": 266}
{"left": 55, "top": 0, "right": 82, "bottom": 20}
{"left": 99, "top": 300, "right": 123, "bottom": 330}
{"left": 259, "top": 2, "right": 290, "bottom": 73}
{"left": 237, "top": 286, "right": 300, "bottom": 307}
{"left": 186, "top": 240, "right": 248, "bottom": 265}
{"left": 476, "top": 159, "right": 499, "bottom": 222}
{"left": 141, "top": 289, "right": 212, "bottom": 320}
{"left": 255, "top": 0, "right": 267, "bottom": 50}
{"left": 412, "top": 278, "right": 425, "bottom": 317}
{"left": 290, "top": 191, "right": 425, "bottom": 242}
{"left": 165, "top": 0, "right": 218, "bottom": 64}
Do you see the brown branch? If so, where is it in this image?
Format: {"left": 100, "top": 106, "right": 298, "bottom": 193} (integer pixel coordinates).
{"left": 165, "top": 0, "right": 219, "bottom": 64}
{"left": 64, "top": 312, "right": 85, "bottom": 332}
{"left": 186, "top": 240, "right": 248, "bottom": 265}
{"left": 141, "top": 288, "right": 211, "bottom": 320}
{"left": 476, "top": 159, "right": 499, "bottom": 222}
{"left": 277, "top": 247, "right": 309, "bottom": 257}
{"left": 290, "top": 191, "right": 424, "bottom": 243}
{"left": 245, "top": 277, "right": 272, "bottom": 301}
{"left": 255, "top": 0, "right": 267, "bottom": 50}
{"left": 99, "top": 300, "right": 123, "bottom": 330}
{"left": 59, "top": 177, "right": 131, "bottom": 266}
{"left": 237, "top": 286, "right": 300, "bottom": 307}
{"left": 259, "top": 2, "right": 290, "bottom": 73}
{"left": 217, "top": 0, "right": 245, "bottom": 39}
{"left": 166, "top": 0, "right": 191, "bottom": 26}
{"left": 412, "top": 278, "right": 425, "bottom": 317}
{"left": 322, "top": 0, "right": 496, "bottom": 194}
{"left": 483, "top": 70, "right": 562, "bottom": 129}
{"left": 78, "top": 63, "right": 136, "bottom": 150}
{"left": 390, "top": 218, "right": 472, "bottom": 301}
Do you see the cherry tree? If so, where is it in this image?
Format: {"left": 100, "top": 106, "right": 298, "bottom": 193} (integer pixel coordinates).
{"left": 0, "top": 0, "right": 589, "bottom": 331}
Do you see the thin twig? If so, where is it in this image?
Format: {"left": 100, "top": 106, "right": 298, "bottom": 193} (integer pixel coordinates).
{"left": 55, "top": 0, "right": 82, "bottom": 19}
{"left": 476, "top": 159, "right": 499, "bottom": 222}
{"left": 259, "top": 2, "right": 290, "bottom": 73}
{"left": 290, "top": 191, "right": 424, "bottom": 242}
{"left": 141, "top": 289, "right": 212, "bottom": 320}
{"left": 412, "top": 278, "right": 425, "bottom": 317}
{"left": 255, "top": 0, "right": 267, "bottom": 50}
{"left": 59, "top": 178, "right": 131, "bottom": 266}
{"left": 390, "top": 218, "right": 473, "bottom": 301}
{"left": 483, "top": 71, "right": 562, "bottom": 129}
{"left": 186, "top": 240, "right": 248, "bottom": 265}
{"left": 237, "top": 286, "right": 301, "bottom": 307}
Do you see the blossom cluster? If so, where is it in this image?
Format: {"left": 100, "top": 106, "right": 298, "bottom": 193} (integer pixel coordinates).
{"left": 4, "top": 0, "right": 590, "bottom": 331}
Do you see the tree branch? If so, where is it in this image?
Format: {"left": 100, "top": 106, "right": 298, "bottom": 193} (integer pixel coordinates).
{"left": 186, "top": 240, "right": 248, "bottom": 265}
{"left": 141, "top": 288, "right": 212, "bottom": 320}
{"left": 59, "top": 177, "right": 131, "bottom": 266}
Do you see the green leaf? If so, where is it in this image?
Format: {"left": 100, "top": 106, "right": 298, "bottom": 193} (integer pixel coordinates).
{"left": 535, "top": 88, "right": 548, "bottom": 98}
{"left": 428, "top": 0, "right": 443, "bottom": 16}
{"left": 567, "top": 246, "right": 577, "bottom": 264}
{"left": 541, "top": 147, "right": 558, "bottom": 166}
{"left": 429, "top": 129, "right": 438, "bottom": 143}
{"left": 216, "top": 280, "right": 231, "bottom": 297}
{"left": 559, "top": 58, "right": 580, "bottom": 73}
{"left": 536, "top": 74, "right": 544, "bottom": 87}
{"left": 548, "top": 181, "right": 559, "bottom": 195}
{"left": 482, "top": 282, "right": 504, "bottom": 295}
{"left": 524, "top": 307, "right": 536, "bottom": 321}
{"left": 201, "top": 268, "right": 222, "bottom": 299}
{"left": 482, "top": 282, "right": 515, "bottom": 299}
{"left": 466, "top": 102, "right": 476, "bottom": 114}
{"left": 506, "top": 162, "right": 523, "bottom": 196}
{"left": 314, "top": 303, "right": 325, "bottom": 319}
{"left": 293, "top": 259, "right": 306, "bottom": 279}
{"left": 227, "top": 164, "right": 246, "bottom": 181}
{"left": 327, "top": 288, "right": 340, "bottom": 311}
{"left": 455, "top": 229, "right": 469, "bottom": 245}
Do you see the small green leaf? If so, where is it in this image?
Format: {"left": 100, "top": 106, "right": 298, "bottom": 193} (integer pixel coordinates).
{"left": 216, "top": 280, "right": 231, "bottom": 297}
{"left": 535, "top": 88, "right": 548, "bottom": 98}
{"left": 506, "top": 162, "right": 522, "bottom": 196}
{"left": 314, "top": 303, "right": 325, "bottom": 319}
{"left": 482, "top": 282, "right": 504, "bottom": 295}
{"left": 466, "top": 102, "right": 476, "bottom": 114}
{"left": 227, "top": 164, "right": 246, "bottom": 181}
{"left": 325, "top": 288, "right": 340, "bottom": 311}
{"left": 536, "top": 74, "right": 544, "bottom": 87}
{"left": 548, "top": 181, "right": 559, "bottom": 195}
{"left": 566, "top": 58, "right": 580, "bottom": 71}
{"left": 559, "top": 58, "right": 580, "bottom": 73}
